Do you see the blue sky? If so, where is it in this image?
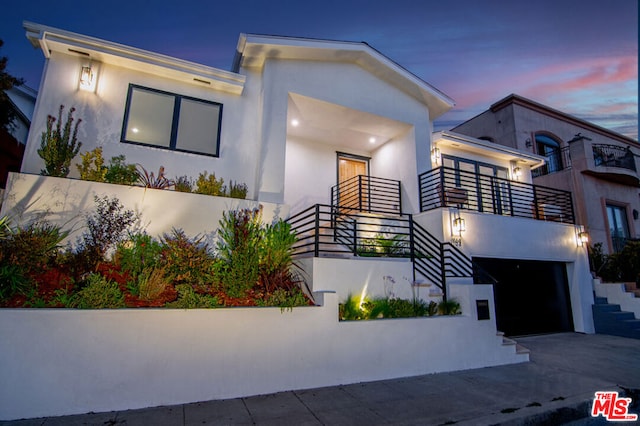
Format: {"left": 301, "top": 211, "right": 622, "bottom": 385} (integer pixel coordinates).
{"left": 1, "top": 0, "right": 637, "bottom": 139}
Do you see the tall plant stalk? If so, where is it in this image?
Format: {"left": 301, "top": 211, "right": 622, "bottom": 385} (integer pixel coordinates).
{"left": 38, "top": 105, "right": 82, "bottom": 177}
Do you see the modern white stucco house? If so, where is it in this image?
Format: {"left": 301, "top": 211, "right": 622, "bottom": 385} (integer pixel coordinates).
{"left": 0, "top": 22, "right": 596, "bottom": 420}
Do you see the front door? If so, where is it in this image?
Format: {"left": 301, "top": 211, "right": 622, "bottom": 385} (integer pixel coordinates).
{"left": 337, "top": 155, "right": 368, "bottom": 211}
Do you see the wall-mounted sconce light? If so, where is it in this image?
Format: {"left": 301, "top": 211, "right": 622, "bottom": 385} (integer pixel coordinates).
{"left": 525, "top": 138, "right": 532, "bottom": 148}
{"left": 450, "top": 208, "right": 465, "bottom": 246}
{"left": 431, "top": 147, "right": 441, "bottom": 165}
{"left": 512, "top": 166, "right": 521, "bottom": 180}
{"left": 79, "top": 63, "right": 96, "bottom": 92}
{"left": 575, "top": 225, "right": 589, "bottom": 247}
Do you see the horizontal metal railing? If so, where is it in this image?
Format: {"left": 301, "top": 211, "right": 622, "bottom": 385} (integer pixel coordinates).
{"left": 331, "top": 175, "right": 402, "bottom": 215}
{"left": 592, "top": 144, "right": 637, "bottom": 172}
{"left": 532, "top": 147, "right": 572, "bottom": 177}
{"left": 287, "top": 204, "right": 495, "bottom": 299}
{"left": 419, "top": 166, "right": 575, "bottom": 224}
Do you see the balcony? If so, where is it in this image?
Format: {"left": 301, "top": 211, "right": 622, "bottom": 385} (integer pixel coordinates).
{"left": 419, "top": 166, "right": 575, "bottom": 224}
{"left": 593, "top": 144, "right": 636, "bottom": 172}
{"left": 531, "top": 147, "right": 572, "bottom": 178}
{"left": 331, "top": 175, "right": 402, "bottom": 215}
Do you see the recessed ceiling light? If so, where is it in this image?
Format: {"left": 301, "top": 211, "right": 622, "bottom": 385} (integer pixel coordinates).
{"left": 291, "top": 119, "right": 299, "bottom": 127}
{"left": 132, "top": 127, "right": 139, "bottom": 133}
{"left": 369, "top": 137, "right": 376, "bottom": 143}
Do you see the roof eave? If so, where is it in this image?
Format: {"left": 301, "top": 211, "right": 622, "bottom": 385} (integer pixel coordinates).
{"left": 24, "top": 21, "right": 246, "bottom": 95}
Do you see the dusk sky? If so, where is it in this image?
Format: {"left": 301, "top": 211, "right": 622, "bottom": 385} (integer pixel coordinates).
{"left": 1, "top": 0, "right": 637, "bottom": 139}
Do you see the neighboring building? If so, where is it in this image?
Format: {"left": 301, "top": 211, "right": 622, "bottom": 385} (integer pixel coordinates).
{"left": 0, "top": 85, "right": 36, "bottom": 189}
{"left": 6, "top": 85, "right": 37, "bottom": 145}
{"left": 452, "top": 94, "right": 640, "bottom": 254}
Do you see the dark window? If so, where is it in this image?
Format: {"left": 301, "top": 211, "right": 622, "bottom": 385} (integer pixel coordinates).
{"left": 606, "top": 204, "right": 630, "bottom": 252}
{"left": 121, "top": 85, "right": 222, "bottom": 157}
{"left": 535, "top": 134, "right": 562, "bottom": 173}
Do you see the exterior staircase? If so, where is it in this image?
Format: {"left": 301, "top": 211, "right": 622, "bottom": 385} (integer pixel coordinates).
{"left": 592, "top": 296, "right": 640, "bottom": 339}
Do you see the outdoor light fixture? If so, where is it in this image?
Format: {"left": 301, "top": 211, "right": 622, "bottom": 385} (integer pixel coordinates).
{"left": 450, "top": 208, "right": 465, "bottom": 247}
{"left": 512, "top": 166, "right": 521, "bottom": 180}
{"left": 576, "top": 225, "right": 589, "bottom": 247}
{"left": 431, "top": 147, "right": 441, "bottom": 164}
{"left": 79, "top": 63, "right": 96, "bottom": 92}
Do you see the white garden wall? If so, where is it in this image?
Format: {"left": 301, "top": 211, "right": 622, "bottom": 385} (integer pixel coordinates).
{"left": 0, "top": 173, "right": 288, "bottom": 246}
{"left": 0, "top": 285, "right": 527, "bottom": 421}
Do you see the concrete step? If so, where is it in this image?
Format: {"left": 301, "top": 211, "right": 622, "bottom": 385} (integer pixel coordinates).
{"left": 592, "top": 296, "right": 640, "bottom": 340}
{"left": 592, "top": 303, "right": 621, "bottom": 313}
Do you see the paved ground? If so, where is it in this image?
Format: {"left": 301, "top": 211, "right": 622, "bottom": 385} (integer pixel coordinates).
{"left": 2, "top": 333, "right": 639, "bottom": 425}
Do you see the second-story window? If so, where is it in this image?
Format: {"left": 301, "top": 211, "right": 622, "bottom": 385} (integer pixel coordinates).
{"left": 121, "top": 85, "right": 223, "bottom": 157}
{"left": 535, "top": 134, "right": 563, "bottom": 173}
{"left": 606, "top": 203, "right": 631, "bottom": 252}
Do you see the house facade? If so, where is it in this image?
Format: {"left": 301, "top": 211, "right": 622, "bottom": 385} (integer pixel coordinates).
{"left": 7, "top": 23, "right": 594, "bottom": 336}
{"left": 0, "top": 22, "right": 602, "bottom": 419}
{"left": 452, "top": 94, "right": 640, "bottom": 255}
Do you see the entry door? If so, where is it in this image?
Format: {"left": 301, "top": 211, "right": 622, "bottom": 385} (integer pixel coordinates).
{"left": 338, "top": 156, "right": 368, "bottom": 211}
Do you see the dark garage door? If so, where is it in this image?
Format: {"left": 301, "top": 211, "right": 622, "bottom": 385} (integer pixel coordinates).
{"left": 473, "top": 258, "right": 574, "bottom": 336}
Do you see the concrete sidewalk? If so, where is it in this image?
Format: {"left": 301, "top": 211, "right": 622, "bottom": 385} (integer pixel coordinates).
{"left": 2, "top": 333, "right": 639, "bottom": 425}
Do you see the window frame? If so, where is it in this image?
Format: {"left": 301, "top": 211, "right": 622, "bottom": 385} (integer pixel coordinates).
{"left": 605, "top": 202, "right": 631, "bottom": 253}
{"left": 121, "top": 84, "right": 223, "bottom": 158}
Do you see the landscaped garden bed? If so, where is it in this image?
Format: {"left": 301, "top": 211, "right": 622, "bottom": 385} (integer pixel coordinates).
{"left": 0, "top": 196, "right": 312, "bottom": 310}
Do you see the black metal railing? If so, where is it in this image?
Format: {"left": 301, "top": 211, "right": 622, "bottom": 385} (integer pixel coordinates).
{"left": 331, "top": 175, "right": 402, "bottom": 215}
{"left": 592, "top": 144, "right": 637, "bottom": 172}
{"left": 532, "top": 147, "right": 572, "bottom": 177}
{"left": 287, "top": 204, "right": 494, "bottom": 299}
{"left": 419, "top": 166, "right": 575, "bottom": 224}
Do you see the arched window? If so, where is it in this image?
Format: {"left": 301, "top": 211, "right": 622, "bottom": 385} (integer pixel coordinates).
{"left": 535, "top": 134, "right": 563, "bottom": 173}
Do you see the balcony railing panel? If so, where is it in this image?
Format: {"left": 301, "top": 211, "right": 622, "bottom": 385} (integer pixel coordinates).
{"left": 331, "top": 175, "right": 402, "bottom": 215}
{"left": 419, "top": 166, "right": 575, "bottom": 224}
{"left": 593, "top": 144, "right": 637, "bottom": 172}
{"left": 532, "top": 147, "right": 571, "bottom": 178}
{"left": 286, "top": 204, "right": 494, "bottom": 299}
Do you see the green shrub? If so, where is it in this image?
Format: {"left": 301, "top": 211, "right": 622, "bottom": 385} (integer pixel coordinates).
{"left": 37, "top": 105, "right": 82, "bottom": 177}
{"left": 339, "top": 293, "right": 368, "bottom": 320}
{"left": 0, "top": 264, "right": 31, "bottom": 300}
{"left": 226, "top": 180, "right": 248, "bottom": 199}
{"left": 105, "top": 155, "right": 138, "bottom": 185}
{"left": 0, "top": 215, "right": 11, "bottom": 240}
{"left": 215, "top": 209, "right": 262, "bottom": 298}
{"left": 77, "top": 147, "right": 107, "bottom": 182}
{"left": 174, "top": 175, "right": 193, "bottom": 193}
{"left": 259, "top": 219, "right": 299, "bottom": 293}
{"left": 195, "top": 171, "right": 224, "bottom": 196}
{"left": 160, "top": 229, "right": 215, "bottom": 286}
{"left": 0, "top": 221, "right": 68, "bottom": 272}
{"left": 438, "top": 298, "right": 462, "bottom": 315}
{"left": 589, "top": 241, "right": 640, "bottom": 283}
{"left": 70, "top": 274, "right": 125, "bottom": 308}
{"left": 167, "top": 284, "right": 218, "bottom": 308}
{"left": 115, "top": 233, "right": 163, "bottom": 280}
{"left": 259, "top": 287, "right": 309, "bottom": 311}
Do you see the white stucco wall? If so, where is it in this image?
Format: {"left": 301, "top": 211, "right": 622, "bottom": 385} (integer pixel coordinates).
{"left": 260, "top": 59, "right": 432, "bottom": 210}
{"left": 0, "top": 286, "right": 527, "bottom": 421}
{"left": 0, "top": 173, "right": 288, "bottom": 246}
{"left": 21, "top": 51, "right": 261, "bottom": 199}
{"left": 414, "top": 209, "right": 595, "bottom": 333}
